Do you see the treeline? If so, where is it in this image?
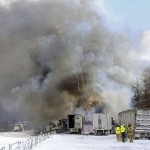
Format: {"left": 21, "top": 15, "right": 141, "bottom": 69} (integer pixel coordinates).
{"left": 131, "top": 68, "right": 150, "bottom": 108}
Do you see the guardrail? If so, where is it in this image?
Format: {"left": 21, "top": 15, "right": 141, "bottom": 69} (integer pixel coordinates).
{"left": 0, "top": 132, "right": 50, "bottom": 150}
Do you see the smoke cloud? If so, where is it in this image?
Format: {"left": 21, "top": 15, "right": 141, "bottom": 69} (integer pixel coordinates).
{"left": 0, "top": 0, "right": 135, "bottom": 122}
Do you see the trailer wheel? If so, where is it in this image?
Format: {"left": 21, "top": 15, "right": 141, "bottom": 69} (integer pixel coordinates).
{"left": 134, "top": 137, "right": 140, "bottom": 140}
{"left": 104, "top": 131, "right": 109, "bottom": 135}
{"left": 96, "top": 130, "right": 101, "bottom": 136}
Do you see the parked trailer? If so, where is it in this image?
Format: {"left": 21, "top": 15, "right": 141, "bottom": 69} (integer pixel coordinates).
{"left": 93, "top": 113, "right": 112, "bottom": 135}
{"left": 68, "top": 114, "right": 83, "bottom": 134}
{"left": 118, "top": 109, "right": 150, "bottom": 139}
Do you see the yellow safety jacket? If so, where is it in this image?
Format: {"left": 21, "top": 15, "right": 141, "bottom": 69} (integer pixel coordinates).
{"left": 115, "top": 127, "right": 121, "bottom": 134}
{"left": 120, "top": 125, "right": 126, "bottom": 133}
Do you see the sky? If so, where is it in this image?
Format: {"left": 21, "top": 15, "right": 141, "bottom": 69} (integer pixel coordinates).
{"left": 108, "top": 0, "right": 150, "bottom": 62}
{"left": 1, "top": 133, "right": 150, "bottom": 150}
{"left": 105, "top": 0, "right": 150, "bottom": 63}
{"left": 87, "top": 0, "right": 150, "bottom": 62}
{"left": 102, "top": 0, "right": 150, "bottom": 33}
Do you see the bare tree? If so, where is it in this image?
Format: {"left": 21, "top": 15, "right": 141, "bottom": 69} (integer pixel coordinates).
{"left": 131, "top": 80, "right": 142, "bottom": 107}
{"left": 131, "top": 68, "right": 150, "bottom": 108}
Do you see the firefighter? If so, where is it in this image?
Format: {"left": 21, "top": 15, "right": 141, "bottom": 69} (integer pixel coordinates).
{"left": 115, "top": 124, "right": 121, "bottom": 142}
{"left": 127, "top": 123, "right": 134, "bottom": 143}
{"left": 120, "top": 124, "right": 126, "bottom": 142}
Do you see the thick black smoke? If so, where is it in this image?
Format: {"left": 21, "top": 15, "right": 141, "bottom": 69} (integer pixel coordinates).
{"left": 0, "top": 0, "right": 134, "bottom": 122}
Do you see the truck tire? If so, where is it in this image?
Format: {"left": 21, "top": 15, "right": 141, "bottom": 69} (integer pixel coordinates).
{"left": 104, "top": 131, "right": 109, "bottom": 135}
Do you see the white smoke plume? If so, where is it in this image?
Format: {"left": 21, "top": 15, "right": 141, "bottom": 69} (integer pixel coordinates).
{"left": 0, "top": 0, "right": 135, "bottom": 122}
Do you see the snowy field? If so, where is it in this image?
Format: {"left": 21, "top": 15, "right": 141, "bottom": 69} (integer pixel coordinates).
{"left": 1, "top": 133, "right": 150, "bottom": 150}
{"left": 0, "top": 132, "right": 32, "bottom": 147}
{"left": 32, "top": 134, "right": 150, "bottom": 150}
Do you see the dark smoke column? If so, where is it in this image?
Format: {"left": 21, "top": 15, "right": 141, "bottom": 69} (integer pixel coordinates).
{"left": 0, "top": 0, "right": 134, "bottom": 122}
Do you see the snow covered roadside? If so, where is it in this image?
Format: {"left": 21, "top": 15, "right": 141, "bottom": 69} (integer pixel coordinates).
{"left": 1, "top": 133, "right": 150, "bottom": 150}
{"left": 0, "top": 132, "right": 32, "bottom": 148}
{"left": 0, "top": 131, "right": 51, "bottom": 149}
{"left": 32, "top": 134, "right": 150, "bottom": 150}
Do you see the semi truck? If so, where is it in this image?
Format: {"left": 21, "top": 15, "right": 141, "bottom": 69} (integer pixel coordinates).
{"left": 93, "top": 113, "right": 112, "bottom": 135}
{"left": 118, "top": 109, "right": 150, "bottom": 139}
{"left": 68, "top": 114, "right": 83, "bottom": 134}
{"left": 14, "top": 124, "right": 22, "bottom": 132}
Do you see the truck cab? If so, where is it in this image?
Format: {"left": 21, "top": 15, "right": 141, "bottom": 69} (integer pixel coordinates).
{"left": 14, "top": 124, "right": 22, "bottom": 132}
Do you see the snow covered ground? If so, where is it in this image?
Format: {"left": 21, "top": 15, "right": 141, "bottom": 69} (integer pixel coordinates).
{"left": 32, "top": 134, "right": 150, "bottom": 150}
{"left": 0, "top": 132, "right": 32, "bottom": 148}
{"left": 1, "top": 133, "right": 150, "bottom": 150}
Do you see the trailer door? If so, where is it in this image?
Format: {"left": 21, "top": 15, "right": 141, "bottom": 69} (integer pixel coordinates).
{"left": 74, "top": 114, "right": 82, "bottom": 129}
{"left": 68, "top": 115, "right": 75, "bottom": 128}
{"left": 100, "top": 114, "right": 107, "bottom": 129}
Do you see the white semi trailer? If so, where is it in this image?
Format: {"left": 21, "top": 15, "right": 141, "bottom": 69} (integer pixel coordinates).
{"left": 68, "top": 114, "right": 83, "bottom": 134}
{"left": 93, "top": 113, "right": 112, "bottom": 135}
{"left": 118, "top": 109, "right": 150, "bottom": 139}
